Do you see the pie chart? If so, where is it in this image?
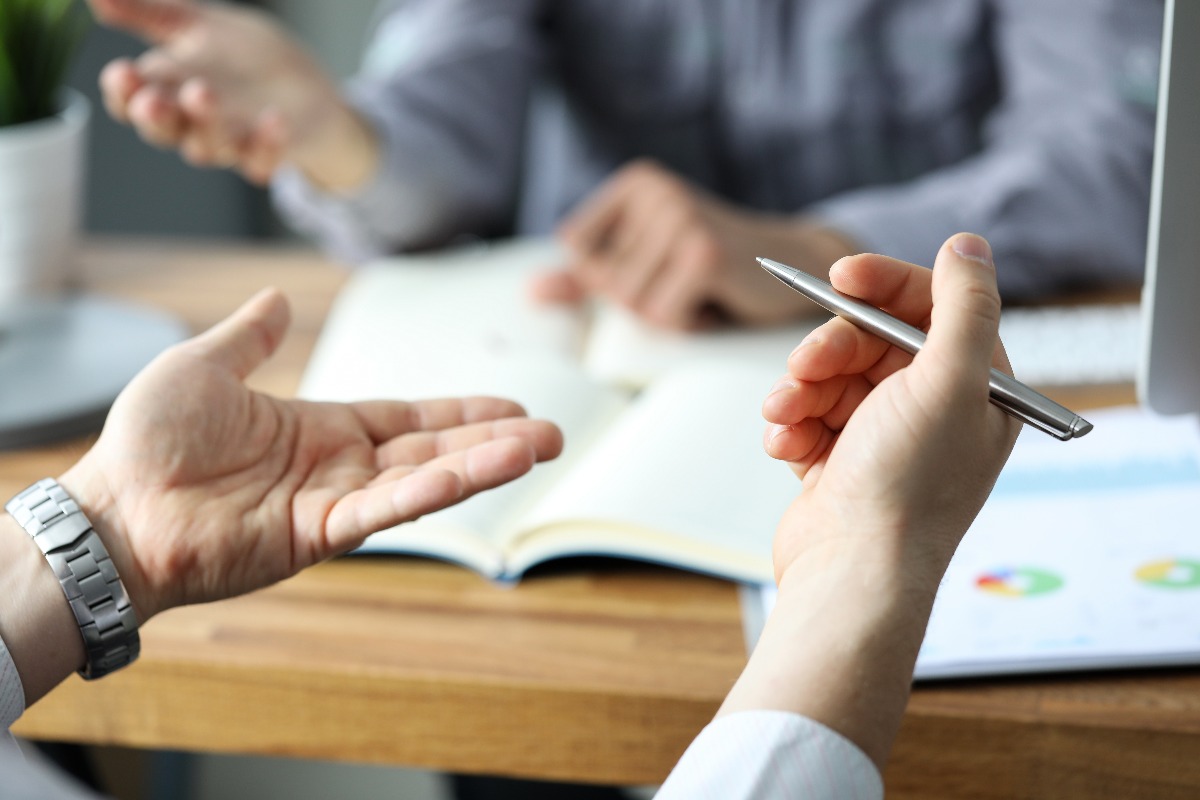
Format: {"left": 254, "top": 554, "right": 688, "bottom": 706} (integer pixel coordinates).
{"left": 975, "top": 567, "right": 1064, "bottom": 597}
{"left": 1135, "top": 559, "right": 1200, "bottom": 589}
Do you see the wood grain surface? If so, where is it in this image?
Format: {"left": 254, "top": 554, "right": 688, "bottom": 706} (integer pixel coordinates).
{"left": 8, "top": 239, "right": 1198, "bottom": 795}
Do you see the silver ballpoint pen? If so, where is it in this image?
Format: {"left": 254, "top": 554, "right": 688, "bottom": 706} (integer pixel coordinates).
{"left": 757, "top": 257, "right": 1093, "bottom": 441}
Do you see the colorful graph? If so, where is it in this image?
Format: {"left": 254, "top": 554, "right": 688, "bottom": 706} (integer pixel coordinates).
{"left": 975, "top": 567, "right": 1064, "bottom": 597}
{"left": 1135, "top": 559, "right": 1200, "bottom": 589}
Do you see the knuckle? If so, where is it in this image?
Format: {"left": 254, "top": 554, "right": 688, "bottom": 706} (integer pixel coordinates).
{"left": 181, "top": 139, "right": 212, "bottom": 166}
{"left": 957, "top": 281, "right": 1003, "bottom": 327}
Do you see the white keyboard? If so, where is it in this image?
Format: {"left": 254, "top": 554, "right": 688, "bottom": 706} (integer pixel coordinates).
{"left": 998, "top": 303, "right": 1142, "bottom": 386}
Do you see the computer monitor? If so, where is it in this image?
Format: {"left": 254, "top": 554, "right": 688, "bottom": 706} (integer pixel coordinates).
{"left": 1138, "top": 0, "right": 1200, "bottom": 415}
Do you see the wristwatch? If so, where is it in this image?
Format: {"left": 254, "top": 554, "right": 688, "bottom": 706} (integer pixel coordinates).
{"left": 5, "top": 478, "right": 140, "bottom": 679}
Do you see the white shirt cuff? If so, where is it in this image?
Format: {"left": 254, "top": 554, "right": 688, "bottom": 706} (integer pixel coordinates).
{"left": 655, "top": 710, "right": 882, "bottom": 800}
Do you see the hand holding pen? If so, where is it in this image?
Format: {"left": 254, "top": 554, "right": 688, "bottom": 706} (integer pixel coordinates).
{"left": 759, "top": 249, "right": 1092, "bottom": 441}
{"left": 762, "top": 233, "right": 1025, "bottom": 582}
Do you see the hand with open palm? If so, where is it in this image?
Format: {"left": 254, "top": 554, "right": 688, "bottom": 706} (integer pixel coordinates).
{"left": 88, "top": 0, "right": 377, "bottom": 188}
{"left": 59, "top": 288, "right": 563, "bottom": 622}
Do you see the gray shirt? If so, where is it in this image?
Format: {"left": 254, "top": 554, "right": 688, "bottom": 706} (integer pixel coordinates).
{"left": 273, "top": 0, "right": 1163, "bottom": 298}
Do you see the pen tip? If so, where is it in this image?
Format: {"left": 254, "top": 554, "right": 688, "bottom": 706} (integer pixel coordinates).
{"left": 1071, "top": 417, "right": 1094, "bottom": 438}
{"left": 758, "top": 257, "right": 797, "bottom": 285}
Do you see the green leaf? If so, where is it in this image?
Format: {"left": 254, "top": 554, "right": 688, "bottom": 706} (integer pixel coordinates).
{"left": 0, "top": 48, "right": 16, "bottom": 127}
{"left": 0, "top": 0, "right": 90, "bottom": 126}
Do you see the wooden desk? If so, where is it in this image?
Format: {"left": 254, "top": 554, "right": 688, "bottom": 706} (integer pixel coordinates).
{"left": 8, "top": 239, "right": 1200, "bottom": 797}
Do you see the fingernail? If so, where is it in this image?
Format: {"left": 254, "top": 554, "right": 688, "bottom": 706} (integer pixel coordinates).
{"left": 769, "top": 378, "right": 796, "bottom": 395}
{"left": 765, "top": 423, "right": 790, "bottom": 445}
{"left": 789, "top": 335, "right": 819, "bottom": 358}
{"left": 952, "top": 233, "right": 993, "bottom": 267}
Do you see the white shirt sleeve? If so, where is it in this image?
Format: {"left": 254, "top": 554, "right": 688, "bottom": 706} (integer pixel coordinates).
{"left": 1, "top": 632, "right": 109, "bottom": 799}
{"left": 1, "top": 631, "right": 25, "bottom": 745}
{"left": 655, "top": 710, "right": 883, "bottom": 800}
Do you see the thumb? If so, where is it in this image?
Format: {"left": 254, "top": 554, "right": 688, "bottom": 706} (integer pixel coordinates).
{"left": 184, "top": 288, "right": 291, "bottom": 379}
{"left": 88, "top": 0, "right": 196, "bottom": 44}
{"left": 919, "top": 233, "right": 1005, "bottom": 391}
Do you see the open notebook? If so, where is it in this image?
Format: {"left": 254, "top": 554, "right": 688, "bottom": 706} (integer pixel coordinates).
{"left": 299, "top": 239, "right": 809, "bottom": 582}
{"left": 300, "top": 237, "right": 1143, "bottom": 587}
{"left": 744, "top": 406, "right": 1200, "bottom": 679}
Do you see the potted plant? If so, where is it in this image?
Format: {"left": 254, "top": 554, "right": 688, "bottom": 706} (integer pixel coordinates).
{"left": 0, "top": 0, "right": 189, "bottom": 451}
{"left": 0, "top": 0, "right": 90, "bottom": 306}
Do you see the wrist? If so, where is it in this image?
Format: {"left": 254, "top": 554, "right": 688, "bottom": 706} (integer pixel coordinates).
{"left": 5, "top": 478, "right": 142, "bottom": 684}
{"left": 292, "top": 99, "right": 380, "bottom": 193}
{"left": 773, "top": 490, "right": 962, "bottom": 596}
{"left": 774, "top": 518, "right": 946, "bottom": 651}
{"left": 722, "top": 541, "right": 941, "bottom": 770}
{"left": 775, "top": 528, "right": 944, "bottom": 630}
{"left": 0, "top": 500, "right": 86, "bottom": 706}
{"left": 57, "top": 457, "right": 154, "bottom": 623}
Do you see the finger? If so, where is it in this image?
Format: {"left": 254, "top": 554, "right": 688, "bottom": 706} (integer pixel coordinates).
{"left": 350, "top": 396, "right": 531, "bottom": 443}
{"left": 553, "top": 182, "right": 624, "bottom": 304}
{"left": 817, "top": 374, "right": 875, "bottom": 432}
{"left": 559, "top": 203, "right": 646, "bottom": 305}
{"left": 609, "top": 200, "right": 684, "bottom": 312}
{"left": 920, "top": 233, "right": 1007, "bottom": 390}
{"left": 391, "top": 436, "right": 540, "bottom": 498}
{"left": 561, "top": 239, "right": 623, "bottom": 304}
{"left": 527, "top": 269, "right": 588, "bottom": 305}
{"left": 322, "top": 469, "right": 464, "bottom": 554}
{"left": 781, "top": 322, "right": 913, "bottom": 392}
{"left": 133, "top": 48, "right": 184, "bottom": 85}
{"left": 763, "top": 374, "right": 848, "bottom": 426}
{"left": 764, "top": 419, "right": 826, "bottom": 463}
{"left": 324, "top": 435, "right": 545, "bottom": 552}
{"left": 185, "top": 287, "right": 290, "bottom": 378}
{"left": 89, "top": 0, "right": 196, "bottom": 44}
{"left": 558, "top": 169, "right": 635, "bottom": 257}
{"left": 767, "top": 370, "right": 873, "bottom": 429}
{"left": 620, "top": 241, "right": 677, "bottom": 318}
{"left": 827, "top": 252, "right": 935, "bottom": 329}
{"left": 642, "top": 232, "right": 720, "bottom": 330}
{"left": 127, "top": 85, "right": 186, "bottom": 148}
{"left": 373, "top": 417, "right": 563, "bottom": 470}
{"left": 178, "top": 78, "right": 240, "bottom": 167}
{"left": 99, "top": 59, "right": 143, "bottom": 123}
{"left": 239, "top": 109, "right": 289, "bottom": 185}
{"left": 766, "top": 423, "right": 837, "bottom": 481}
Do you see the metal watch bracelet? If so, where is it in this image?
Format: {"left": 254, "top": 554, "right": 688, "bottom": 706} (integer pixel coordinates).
{"left": 5, "top": 478, "right": 140, "bottom": 679}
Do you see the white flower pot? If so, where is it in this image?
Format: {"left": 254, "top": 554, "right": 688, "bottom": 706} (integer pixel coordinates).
{"left": 0, "top": 89, "right": 89, "bottom": 306}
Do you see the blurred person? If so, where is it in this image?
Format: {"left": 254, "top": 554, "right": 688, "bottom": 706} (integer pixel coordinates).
{"left": 89, "top": 0, "right": 1162, "bottom": 329}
